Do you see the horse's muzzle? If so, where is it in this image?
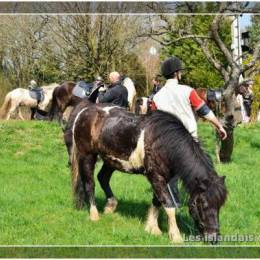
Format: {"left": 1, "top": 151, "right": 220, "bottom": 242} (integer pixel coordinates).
{"left": 204, "top": 232, "right": 219, "bottom": 244}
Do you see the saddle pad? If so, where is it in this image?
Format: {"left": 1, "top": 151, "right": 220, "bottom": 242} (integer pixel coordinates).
{"left": 207, "top": 89, "right": 216, "bottom": 102}
{"left": 72, "top": 85, "right": 87, "bottom": 99}
{"left": 207, "top": 89, "right": 223, "bottom": 102}
{"left": 29, "top": 88, "right": 44, "bottom": 102}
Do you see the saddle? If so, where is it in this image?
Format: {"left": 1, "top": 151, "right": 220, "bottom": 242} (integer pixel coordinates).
{"left": 72, "top": 81, "right": 94, "bottom": 98}
{"left": 29, "top": 88, "right": 44, "bottom": 103}
{"left": 207, "top": 89, "right": 223, "bottom": 102}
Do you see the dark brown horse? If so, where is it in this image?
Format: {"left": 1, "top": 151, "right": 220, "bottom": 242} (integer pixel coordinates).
{"left": 66, "top": 99, "right": 227, "bottom": 243}
{"left": 49, "top": 82, "right": 84, "bottom": 122}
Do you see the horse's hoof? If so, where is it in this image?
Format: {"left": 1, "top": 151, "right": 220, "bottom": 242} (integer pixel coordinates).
{"left": 104, "top": 197, "right": 118, "bottom": 214}
{"left": 168, "top": 232, "right": 183, "bottom": 243}
{"left": 90, "top": 206, "right": 99, "bottom": 221}
{"left": 145, "top": 224, "right": 162, "bottom": 236}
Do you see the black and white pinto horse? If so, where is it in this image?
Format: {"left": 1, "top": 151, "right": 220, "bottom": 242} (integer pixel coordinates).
{"left": 66, "top": 99, "right": 227, "bottom": 243}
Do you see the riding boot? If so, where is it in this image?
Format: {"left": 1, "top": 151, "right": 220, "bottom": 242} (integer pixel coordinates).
{"left": 167, "top": 177, "right": 181, "bottom": 208}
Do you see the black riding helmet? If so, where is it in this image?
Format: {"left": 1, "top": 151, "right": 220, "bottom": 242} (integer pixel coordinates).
{"left": 161, "top": 56, "right": 184, "bottom": 79}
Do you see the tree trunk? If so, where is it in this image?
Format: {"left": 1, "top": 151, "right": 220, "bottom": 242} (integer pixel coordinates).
{"left": 219, "top": 115, "right": 235, "bottom": 162}
{"left": 219, "top": 81, "right": 237, "bottom": 163}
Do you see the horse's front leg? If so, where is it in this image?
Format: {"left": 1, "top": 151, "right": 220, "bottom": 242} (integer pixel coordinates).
{"left": 64, "top": 129, "right": 73, "bottom": 166}
{"left": 30, "top": 108, "right": 36, "bottom": 120}
{"left": 18, "top": 107, "right": 25, "bottom": 120}
{"left": 97, "top": 163, "right": 117, "bottom": 214}
{"left": 147, "top": 174, "right": 183, "bottom": 243}
{"left": 145, "top": 195, "right": 162, "bottom": 235}
{"left": 79, "top": 154, "right": 99, "bottom": 221}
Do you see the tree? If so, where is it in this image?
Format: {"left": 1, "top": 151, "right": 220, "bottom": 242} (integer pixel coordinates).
{"left": 0, "top": 16, "right": 50, "bottom": 87}
{"left": 160, "top": 15, "right": 231, "bottom": 89}
{"left": 46, "top": 14, "right": 143, "bottom": 81}
{"left": 140, "top": 2, "right": 260, "bottom": 162}
{"left": 0, "top": 13, "right": 147, "bottom": 95}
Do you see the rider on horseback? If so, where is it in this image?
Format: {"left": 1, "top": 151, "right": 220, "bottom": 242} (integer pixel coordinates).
{"left": 28, "top": 80, "right": 39, "bottom": 90}
{"left": 97, "top": 71, "right": 128, "bottom": 108}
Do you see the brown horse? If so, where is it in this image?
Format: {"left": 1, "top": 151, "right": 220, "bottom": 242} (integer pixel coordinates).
{"left": 48, "top": 82, "right": 81, "bottom": 122}
{"left": 66, "top": 99, "right": 227, "bottom": 243}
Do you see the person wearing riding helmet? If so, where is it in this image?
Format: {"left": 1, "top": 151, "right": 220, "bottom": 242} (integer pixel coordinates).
{"left": 153, "top": 56, "right": 227, "bottom": 140}
{"left": 153, "top": 56, "right": 227, "bottom": 208}
{"left": 28, "top": 80, "right": 39, "bottom": 90}
{"left": 94, "top": 75, "right": 104, "bottom": 87}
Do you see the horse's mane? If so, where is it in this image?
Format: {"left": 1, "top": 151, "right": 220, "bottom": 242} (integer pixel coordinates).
{"left": 146, "top": 110, "right": 227, "bottom": 206}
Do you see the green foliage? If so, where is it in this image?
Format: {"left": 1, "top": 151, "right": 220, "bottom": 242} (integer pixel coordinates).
{"left": 249, "top": 15, "right": 260, "bottom": 48}
{"left": 251, "top": 72, "right": 260, "bottom": 121}
{"left": 117, "top": 53, "right": 147, "bottom": 96}
{"left": 161, "top": 16, "right": 232, "bottom": 89}
{"left": 0, "top": 120, "right": 259, "bottom": 245}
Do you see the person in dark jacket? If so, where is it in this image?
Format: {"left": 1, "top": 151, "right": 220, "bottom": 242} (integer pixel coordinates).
{"left": 151, "top": 75, "right": 162, "bottom": 95}
{"left": 98, "top": 71, "right": 128, "bottom": 108}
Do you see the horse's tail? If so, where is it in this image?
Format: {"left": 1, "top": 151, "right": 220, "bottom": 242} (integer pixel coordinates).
{"left": 0, "top": 93, "right": 12, "bottom": 119}
{"left": 123, "top": 77, "right": 137, "bottom": 113}
{"left": 71, "top": 139, "right": 85, "bottom": 209}
{"left": 130, "top": 94, "right": 137, "bottom": 113}
{"left": 48, "top": 86, "right": 59, "bottom": 121}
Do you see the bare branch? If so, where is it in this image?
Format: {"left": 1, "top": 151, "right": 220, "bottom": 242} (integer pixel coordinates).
{"left": 210, "top": 5, "right": 235, "bottom": 67}
{"left": 195, "top": 38, "right": 229, "bottom": 81}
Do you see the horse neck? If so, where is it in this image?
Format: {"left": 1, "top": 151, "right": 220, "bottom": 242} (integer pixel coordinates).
{"left": 173, "top": 146, "right": 215, "bottom": 194}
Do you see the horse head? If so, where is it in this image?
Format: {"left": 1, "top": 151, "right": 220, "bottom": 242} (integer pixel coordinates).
{"left": 188, "top": 175, "right": 227, "bottom": 243}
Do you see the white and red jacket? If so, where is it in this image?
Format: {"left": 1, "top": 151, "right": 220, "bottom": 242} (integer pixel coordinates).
{"left": 153, "top": 79, "right": 205, "bottom": 138}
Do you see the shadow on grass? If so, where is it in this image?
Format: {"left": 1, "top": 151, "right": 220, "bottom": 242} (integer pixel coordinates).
{"left": 91, "top": 196, "right": 197, "bottom": 237}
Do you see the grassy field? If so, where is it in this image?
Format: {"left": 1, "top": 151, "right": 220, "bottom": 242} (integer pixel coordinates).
{"left": 0, "top": 119, "right": 259, "bottom": 246}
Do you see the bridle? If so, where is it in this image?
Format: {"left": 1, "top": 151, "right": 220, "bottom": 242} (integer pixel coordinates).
{"left": 190, "top": 194, "right": 219, "bottom": 232}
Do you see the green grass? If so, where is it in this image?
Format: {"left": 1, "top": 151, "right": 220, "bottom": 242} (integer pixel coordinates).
{"left": 0, "top": 120, "right": 259, "bottom": 246}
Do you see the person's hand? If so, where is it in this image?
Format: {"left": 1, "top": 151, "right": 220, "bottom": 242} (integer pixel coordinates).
{"left": 98, "top": 87, "right": 106, "bottom": 92}
{"left": 218, "top": 126, "right": 227, "bottom": 140}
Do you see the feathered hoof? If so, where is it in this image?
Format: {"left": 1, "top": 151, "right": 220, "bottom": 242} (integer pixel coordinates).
{"left": 168, "top": 231, "right": 183, "bottom": 244}
{"left": 104, "top": 197, "right": 118, "bottom": 214}
{"left": 90, "top": 206, "right": 100, "bottom": 221}
{"left": 145, "top": 224, "right": 162, "bottom": 236}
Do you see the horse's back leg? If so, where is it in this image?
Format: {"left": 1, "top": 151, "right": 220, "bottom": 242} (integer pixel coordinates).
{"left": 79, "top": 154, "right": 99, "bottom": 221}
{"left": 7, "top": 102, "right": 18, "bottom": 120}
{"left": 97, "top": 163, "right": 117, "bottom": 214}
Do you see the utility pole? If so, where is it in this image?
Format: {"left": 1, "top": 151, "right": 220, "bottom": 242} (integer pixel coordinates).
{"left": 231, "top": 6, "right": 243, "bottom": 82}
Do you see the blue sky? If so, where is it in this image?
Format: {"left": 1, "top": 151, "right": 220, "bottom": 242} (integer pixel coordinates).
{"left": 240, "top": 14, "right": 251, "bottom": 29}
